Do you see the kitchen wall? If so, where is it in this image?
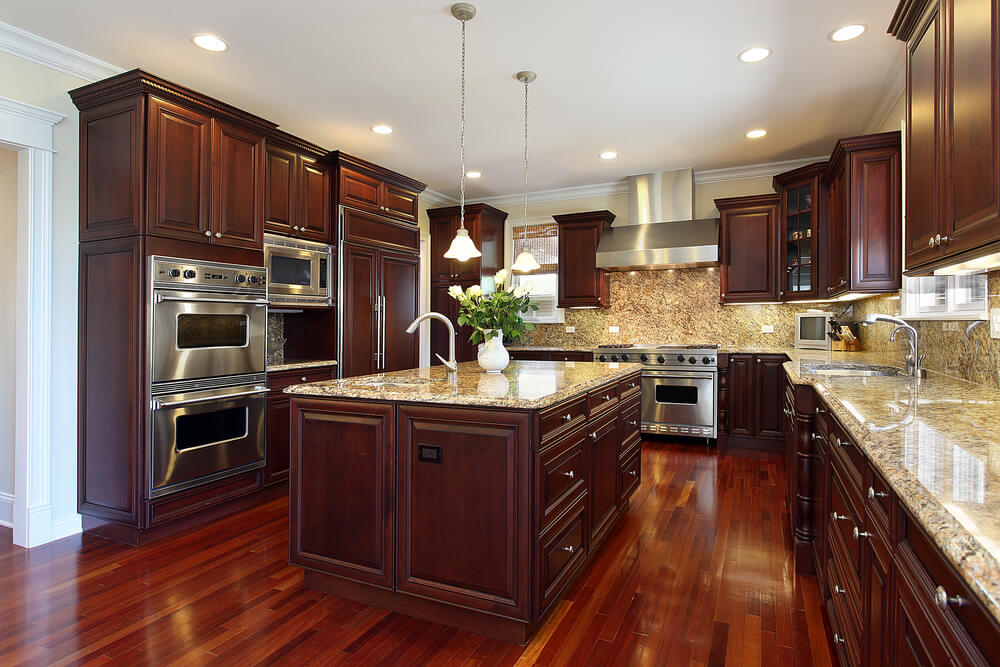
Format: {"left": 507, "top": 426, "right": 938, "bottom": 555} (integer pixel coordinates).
{"left": 0, "top": 148, "right": 17, "bottom": 525}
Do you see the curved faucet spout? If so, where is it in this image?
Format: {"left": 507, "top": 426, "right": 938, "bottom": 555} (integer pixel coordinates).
{"left": 863, "top": 313, "right": 924, "bottom": 378}
{"left": 406, "top": 312, "right": 459, "bottom": 373}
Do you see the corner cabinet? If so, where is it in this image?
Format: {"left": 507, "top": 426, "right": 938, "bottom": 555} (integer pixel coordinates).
{"left": 774, "top": 162, "right": 827, "bottom": 301}
{"left": 821, "top": 132, "right": 902, "bottom": 297}
{"left": 891, "top": 0, "right": 1000, "bottom": 273}
{"left": 716, "top": 195, "right": 781, "bottom": 304}
{"left": 554, "top": 210, "right": 615, "bottom": 308}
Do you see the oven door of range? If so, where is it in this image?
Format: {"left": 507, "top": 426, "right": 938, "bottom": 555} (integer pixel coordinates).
{"left": 151, "top": 289, "right": 268, "bottom": 383}
{"left": 149, "top": 383, "right": 268, "bottom": 498}
{"left": 641, "top": 369, "right": 717, "bottom": 434}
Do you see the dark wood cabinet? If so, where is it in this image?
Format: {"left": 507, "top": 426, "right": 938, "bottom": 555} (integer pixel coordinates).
{"left": 333, "top": 153, "right": 424, "bottom": 225}
{"left": 264, "top": 365, "right": 338, "bottom": 487}
{"left": 716, "top": 195, "right": 781, "bottom": 304}
{"left": 380, "top": 252, "right": 420, "bottom": 373}
{"left": 723, "top": 353, "right": 787, "bottom": 450}
{"left": 727, "top": 354, "right": 756, "bottom": 437}
{"left": 774, "top": 163, "right": 827, "bottom": 301}
{"left": 263, "top": 144, "right": 297, "bottom": 235}
{"left": 892, "top": 0, "right": 1000, "bottom": 272}
{"left": 821, "top": 132, "right": 902, "bottom": 297}
{"left": 588, "top": 412, "right": 620, "bottom": 547}
{"left": 212, "top": 119, "right": 264, "bottom": 249}
{"left": 755, "top": 355, "right": 787, "bottom": 438}
{"left": 430, "top": 282, "right": 478, "bottom": 365}
{"left": 554, "top": 210, "right": 614, "bottom": 309}
{"left": 263, "top": 133, "right": 332, "bottom": 243}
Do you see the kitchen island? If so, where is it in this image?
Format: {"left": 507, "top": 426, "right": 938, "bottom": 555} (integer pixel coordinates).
{"left": 284, "top": 360, "right": 642, "bottom": 643}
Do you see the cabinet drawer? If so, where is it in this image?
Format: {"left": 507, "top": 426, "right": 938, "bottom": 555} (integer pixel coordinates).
{"left": 866, "top": 464, "right": 893, "bottom": 532}
{"left": 619, "top": 432, "right": 640, "bottom": 463}
{"left": 827, "top": 557, "right": 861, "bottom": 667}
{"left": 620, "top": 401, "right": 641, "bottom": 442}
{"left": 267, "top": 366, "right": 337, "bottom": 392}
{"left": 619, "top": 451, "right": 641, "bottom": 503}
{"left": 830, "top": 468, "right": 862, "bottom": 579}
{"left": 540, "top": 432, "right": 586, "bottom": 528}
{"left": 539, "top": 395, "right": 588, "bottom": 446}
{"left": 588, "top": 383, "right": 619, "bottom": 416}
{"left": 618, "top": 375, "right": 641, "bottom": 401}
{"left": 828, "top": 418, "right": 865, "bottom": 499}
{"left": 540, "top": 497, "right": 587, "bottom": 611}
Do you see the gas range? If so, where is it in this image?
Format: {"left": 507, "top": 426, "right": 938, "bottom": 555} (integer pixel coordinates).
{"left": 592, "top": 344, "right": 719, "bottom": 369}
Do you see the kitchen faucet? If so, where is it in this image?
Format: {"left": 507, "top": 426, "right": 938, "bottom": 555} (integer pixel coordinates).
{"left": 862, "top": 313, "right": 925, "bottom": 377}
{"left": 405, "top": 312, "right": 459, "bottom": 373}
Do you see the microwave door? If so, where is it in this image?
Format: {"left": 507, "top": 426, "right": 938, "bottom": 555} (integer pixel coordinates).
{"left": 267, "top": 249, "right": 319, "bottom": 297}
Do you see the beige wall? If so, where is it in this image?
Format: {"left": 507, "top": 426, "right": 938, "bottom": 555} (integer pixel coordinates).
{"left": 0, "top": 51, "right": 88, "bottom": 529}
{"left": 0, "top": 149, "right": 16, "bottom": 510}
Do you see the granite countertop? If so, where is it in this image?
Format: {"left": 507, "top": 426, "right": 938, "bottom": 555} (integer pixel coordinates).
{"left": 783, "top": 355, "right": 1000, "bottom": 624}
{"left": 267, "top": 359, "right": 338, "bottom": 373}
{"left": 284, "top": 360, "right": 641, "bottom": 409}
{"left": 506, "top": 345, "right": 595, "bottom": 353}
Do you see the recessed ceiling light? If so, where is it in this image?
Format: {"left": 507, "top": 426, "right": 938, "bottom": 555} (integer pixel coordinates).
{"left": 738, "top": 47, "right": 771, "bottom": 63}
{"left": 829, "top": 24, "right": 866, "bottom": 42}
{"left": 192, "top": 34, "right": 228, "bottom": 52}
{"left": 371, "top": 124, "right": 394, "bottom": 135}
{"left": 599, "top": 151, "right": 619, "bottom": 160}
{"left": 465, "top": 170, "right": 482, "bottom": 179}
{"left": 746, "top": 129, "right": 767, "bottom": 139}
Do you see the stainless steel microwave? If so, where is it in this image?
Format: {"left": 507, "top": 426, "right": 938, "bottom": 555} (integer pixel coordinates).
{"left": 263, "top": 234, "right": 332, "bottom": 307}
{"left": 794, "top": 311, "right": 833, "bottom": 350}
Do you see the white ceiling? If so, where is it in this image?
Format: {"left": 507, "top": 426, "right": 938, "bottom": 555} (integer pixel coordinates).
{"left": 3, "top": 1, "right": 904, "bottom": 199}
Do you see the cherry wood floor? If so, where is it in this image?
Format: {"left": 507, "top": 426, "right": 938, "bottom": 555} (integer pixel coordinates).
{"left": 0, "top": 442, "right": 833, "bottom": 666}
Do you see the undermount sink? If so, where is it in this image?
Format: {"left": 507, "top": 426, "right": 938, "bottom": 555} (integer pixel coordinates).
{"left": 802, "top": 364, "right": 906, "bottom": 377}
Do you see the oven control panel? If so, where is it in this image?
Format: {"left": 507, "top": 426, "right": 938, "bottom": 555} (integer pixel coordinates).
{"left": 151, "top": 257, "right": 267, "bottom": 292}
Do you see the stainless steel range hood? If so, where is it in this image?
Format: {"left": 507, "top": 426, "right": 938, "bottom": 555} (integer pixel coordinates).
{"left": 596, "top": 169, "right": 719, "bottom": 271}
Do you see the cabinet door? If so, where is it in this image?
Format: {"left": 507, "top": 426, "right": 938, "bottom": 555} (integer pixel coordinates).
{"left": 558, "top": 221, "right": 608, "bottom": 308}
{"left": 905, "top": 7, "right": 945, "bottom": 269}
{"left": 289, "top": 398, "right": 394, "bottom": 588}
{"left": 589, "top": 413, "right": 620, "bottom": 546}
{"left": 865, "top": 534, "right": 890, "bottom": 667}
{"left": 263, "top": 144, "right": 297, "bottom": 235}
{"left": 850, "top": 149, "right": 901, "bottom": 292}
{"left": 728, "top": 355, "right": 755, "bottom": 437}
{"left": 264, "top": 394, "right": 290, "bottom": 485}
{"left": 212, "top": 119, "right": 264, "bottom": 249}
{"left": 430, "top": 215, "right": 457, "bottom": 282}
{"left": 396, "top": 405, "right": 531, "bottom": 620}
{"left": 754, "top": 355, "right": 786, "bottom": 439}
{"left": 341, "top": 244, "right": 378, "bottom": 378}
{"left": 893, "top": 571, "right": 953, "bottom": 666}
{"left": 297, "top": 156, "right": 332, "bottom": 243}
{"left": 431, "top": 282, "right": 478, "bottom": 364}
{"left": 452, "top": 214, "right": 483, "bottom": 283}
{"left": 340, "top": 166, "right": 382, "bottom": 214}
{"left": 826, "top": 169, "right": 850, "bottom": 295}
{"left": 382, "top": 182, "right": 419, "bottom": 223}
{"left": 146, "top": 97, "right": 211, "bottom": 242}
{"left": 942, "top": 0, "right": 1000, "bottom": 256}
{"left": 720, "top": 205, "right": 779, "bottom": 303}
{"left": 380, "top": 251, "right": 419, "bottom": 372}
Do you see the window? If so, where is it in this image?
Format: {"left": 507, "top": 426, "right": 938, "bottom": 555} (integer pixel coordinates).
{"left": 510, "top": 221, "right": 564, "bottom": 324}
{"left": 901, "top": 273, "right": 988, "bottom": 319}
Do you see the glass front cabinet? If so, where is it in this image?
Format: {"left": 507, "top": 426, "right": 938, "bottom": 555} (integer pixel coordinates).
{"left": 773, "top": 162, "right": 827, "bottom": 301}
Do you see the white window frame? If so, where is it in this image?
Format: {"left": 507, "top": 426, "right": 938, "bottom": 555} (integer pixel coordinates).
{"left": 504, "top": 217, "right": 565, "bottom": 324}
{"left": 900, "top": 273, "right": 988, "bottom": 321}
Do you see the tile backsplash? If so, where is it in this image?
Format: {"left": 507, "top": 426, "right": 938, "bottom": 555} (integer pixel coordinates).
{"left": 267, "top": 313, "right": 285, "bottom": 366}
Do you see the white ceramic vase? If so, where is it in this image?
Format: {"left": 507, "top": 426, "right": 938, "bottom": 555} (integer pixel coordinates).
{"left": 477, "top": 329, "right": 510, "bottom": 374}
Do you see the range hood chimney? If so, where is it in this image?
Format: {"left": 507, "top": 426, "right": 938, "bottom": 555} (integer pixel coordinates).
{"left": 596, "top": 168, "right": 719, "bottom": 271}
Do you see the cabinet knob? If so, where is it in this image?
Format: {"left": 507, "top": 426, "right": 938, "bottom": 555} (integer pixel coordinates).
{"left": 628, "top": 420, "right": 638, "bottom": 427}
{"left": 868, "top": 486, "right": 888, "bottom": 501}
{"left": 935, "top": 234, "right": 949, "bottom": 246}
{"left": 562, "top": 413, "right": 572, "bottom": 422}
{"left": 204, "top": 230, "right": 212, "bottom": 237}
{"left": 603, "top": 394, "right": 611, "bottom": 401}
{"left": 928, "top": 236, "right": 936, "bottom": 248}
{"left": 215, "top": 232, "right": 222, "bottom": 238}
{"left": 853, "top": 526, "right": 871, "bottom": 540}
{"left": 628, "top": 469, "right": 638, "bottom": 477}
{"left": 293, "top": 225, "right": 300, "bottom": 231}
{"left": 831, "top": 511, "right": 850, "bottom": 523}
{"left": 834, "top": 437, "right": 843, "bottom": 447}
{"left": 833, "top": 585, "right": 846, "bottom": 596}
{"left": 833, "top": 633, "right": 845, "bottom": 645}
{"left": 590, "top": 432, "right": 598, "bottom": 440}
{"left": 935, "top": 585, "right": 966, "bottom": 610}
{"left": 562, "top": 470, "right": 575, "bottom": 479}
{"left": 301, "top": 376, "right": 308, "bottom": 382}
{"left": 815, "top": 407, "right": 825, "bottom": 415}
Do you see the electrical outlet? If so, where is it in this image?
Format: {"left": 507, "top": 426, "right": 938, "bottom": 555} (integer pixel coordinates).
{"left": 609, "top": 325, "right": 620, "bottom": 334}
{"left": 565, "top": 326, "right": 576, "bottom": 333}
{"left": 943, "top": 321, "right": 960, "bottom": 332}
{"left": 761, "top": 325, "right": 775, "bottom": 334}
{"left": 991, "top": 308, "right": 1000, "bottom": 339}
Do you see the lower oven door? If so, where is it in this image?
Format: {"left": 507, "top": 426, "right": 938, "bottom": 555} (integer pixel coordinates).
{"left": 641, "top": 370, "right": 717, "bottom": 436}
{"left": 149, "top": 383, "right": 267, "bottom": 498}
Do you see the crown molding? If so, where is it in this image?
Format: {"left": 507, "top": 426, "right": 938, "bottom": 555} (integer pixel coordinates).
{"left": 421, "top": 188, "right": 458, "bottom": 207}
{"left": 693, "top": 155, "right": 830, "bottom": 184}
{"left": 0, "top": 96, "right": 65, "bottom": 126}
{"left": 0, "top": 21, "right": 123, "bottom": 83}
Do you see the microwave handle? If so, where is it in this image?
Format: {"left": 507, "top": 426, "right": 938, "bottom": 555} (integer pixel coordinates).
{"left": 155, "top": 294, "right": 270, "bottom": 306}
{"left": 151, "top": 387, "right": 268, "bottom": 410}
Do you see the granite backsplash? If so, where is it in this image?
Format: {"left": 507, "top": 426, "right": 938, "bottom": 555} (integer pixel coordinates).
{"left": 266, "top": 313, "right": 285, "bottom": 366}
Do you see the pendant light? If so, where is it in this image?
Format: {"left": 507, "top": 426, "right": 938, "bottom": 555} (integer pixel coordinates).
{"left": 511, "top": 71, "right": 541, "bottom": 273}
{"left": 443, "top": 3, "right": 482, "bottom": 262}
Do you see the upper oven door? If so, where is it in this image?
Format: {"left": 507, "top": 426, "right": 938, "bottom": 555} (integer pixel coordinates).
{"left": 151, "top": 290, "right": 267, "bottom": 383}
{"left": 264, "top": 244, "right": 326, "bottom": 298}
{"left": 641, "top": 370, "right": 716, "bottom": 429}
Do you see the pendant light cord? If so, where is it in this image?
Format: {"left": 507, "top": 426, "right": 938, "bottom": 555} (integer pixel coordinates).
{"left": 459, "top": 18, "right": 467, "bottom": 231}
{"left": 521, "top": 79, "right": 529, "bottom": 256}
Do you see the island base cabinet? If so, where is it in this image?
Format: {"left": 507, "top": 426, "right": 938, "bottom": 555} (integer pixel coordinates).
{"left": 289, "top": 398, "right": 394, "bottom": 589}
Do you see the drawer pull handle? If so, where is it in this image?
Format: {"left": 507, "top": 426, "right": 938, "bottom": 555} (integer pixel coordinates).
{"left": 301, "top": 376, "right": 308, "bottom": 382}
{"left": 815, "top": 407, "right": 825, "bottom": 415}
{"left": 628, "top": 420, "right": 638, "bottom": 427}
{"left": 935, "top": 585, "right": 966, "bottom": 610}
{"left": 833, "top": 633, "right": 845, "bottom": 645}
{"left": 628, "top": 469, "right": 638, "bottom": 477}
{"left": 562, "top": 470, "right": 575, "bottom": 479}
{"left": 833, "top": 585, "right": 846, "bottom": 596}
{"left": 853, "top": 527, "right": 871, "bottom": 540}
{"left": 811, "top": 432, "right": 819, "bottom": 441}
{"left": 868, "top": 486, "right": 888, "bottom": 501}
{"left": 834, "top": 437, "right": 843, "bottom": 447}
{"left": 561, "top": 545, "right": 575, "bottom": 554}
{"left": 831, "top": 511, "right": 851, "bottom": 523}
{"left": 603, "top": 394, "right": 611, "bottom": 401}
{"left": 590, "top": 432, "right": 598, "bottom": 440}
{"left": 562, "top": 413, "right": 573, "bottom": 422}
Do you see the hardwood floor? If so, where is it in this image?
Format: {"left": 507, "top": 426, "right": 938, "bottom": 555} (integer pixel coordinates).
{"left": 0, "top": 441, "right": 833, "bottom": 666}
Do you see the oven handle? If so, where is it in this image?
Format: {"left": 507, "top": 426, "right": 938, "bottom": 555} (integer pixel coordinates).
{"left": 151, "top": 387, "right": 268, "bottom": 410}
{"left": 642, "top": 370, "right": 717, "bottom": 379}
{"left": 155, "top": 294, "right": 270, "bottom": 306}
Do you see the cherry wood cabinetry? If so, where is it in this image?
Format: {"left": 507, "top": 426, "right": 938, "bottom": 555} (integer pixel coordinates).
{"left": 821, "top": 132, "right": 902, "bottom": 297}
{"left": 264, "top": 365, "right": 338, "bottom": 487}
{"left": 716, "top": 195, "right": 781, "bottom": 304}
{"left": 331, "top": 152, "right": 424, "bottom": 225}
{"left": 553, "top": 210, "right": 615, "bottom": 308}
{"left": 721, "top": 353, "right": 788, "bottom": 451}
{"left": 774, "top": 163, "right": 827, "bottom": 301}
{"left": 892, "top": 0, "right": 1000, "bottom": 272}
{"left": 289, "top": 370, "right": 641, "bottom": 643}
{"left": 263, "top": 131, "right": 332, "bottom": 243}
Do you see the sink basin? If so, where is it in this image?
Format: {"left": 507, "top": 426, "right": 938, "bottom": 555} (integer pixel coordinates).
{"left": 802, "top": 364, "right": 906, "bottom": 377}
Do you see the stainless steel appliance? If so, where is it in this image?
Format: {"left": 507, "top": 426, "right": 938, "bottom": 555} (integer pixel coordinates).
{"left": 264, "top": 234, "right": 332, "bottom": 307}
{"left": 148, "top": 257, "right": 269, "bottom": 497}
{"left": 794, "top": 311, "right": 834, "bottom": 350}
{"left": 593, "top": 344, "right": 718, "bottom": 438}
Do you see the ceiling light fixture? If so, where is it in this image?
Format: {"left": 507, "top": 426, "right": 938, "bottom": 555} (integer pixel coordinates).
{"left": 191, "top": 34, "right": 229, "bottom": 52}
{"left": 738, "top": 47, "right": 771, "bottom": 63}
{"left": 511, "top": 71, "right": 541, "bottom": 274}
{"left": 829, "top": 24, "right": 866, "bottom": 42}
{"left": 599, "top": 151, "right": 619, "bottom": 160}
{"left": 371, "top": 124, "right": 394, "bottom": 135}
{"left": 465, "top": 170, "right": 482, "bottom": 178}
{"left": 443, "top": 3, "right": 482, "bottom": 263}
{"left": 746, "top": 129, "right": 767, "bottom": 139}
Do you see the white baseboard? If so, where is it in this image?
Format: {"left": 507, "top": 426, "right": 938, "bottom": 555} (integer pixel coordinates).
{"left": 0, "top": 491, "right": 13, "bottom": 528}
{"left": 50, "top": 514, "right": 82, "bottom": 541}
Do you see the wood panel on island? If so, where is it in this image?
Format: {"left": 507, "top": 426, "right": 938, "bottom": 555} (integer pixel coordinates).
{"left": 288, "top": 366, "right": 642, "bottom": 643}
{"left": 554, "top": 210, "right": 615, "bottom": 308}
{"left": 716, "top": 352, "right": 788, "bottom": 453}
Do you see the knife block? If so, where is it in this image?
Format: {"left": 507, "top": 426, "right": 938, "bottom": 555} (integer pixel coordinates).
{"left": 832, "top": 339, "right": 863, "bottom": 352}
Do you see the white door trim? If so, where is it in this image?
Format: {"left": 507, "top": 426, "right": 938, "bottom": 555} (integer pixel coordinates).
{"left": 0, "top": 95, "right": 68, "bottom": 547}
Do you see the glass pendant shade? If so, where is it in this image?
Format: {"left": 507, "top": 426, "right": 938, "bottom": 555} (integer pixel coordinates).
{"left": 511, "top": 249, "right": 540, "bottom": 272}
{"left": 443, "top": 227, "right": 481, "bottom": 261}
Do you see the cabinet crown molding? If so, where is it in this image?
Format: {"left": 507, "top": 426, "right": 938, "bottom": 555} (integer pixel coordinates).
{"left": 888, "top": 0, "right": 936, "bottom": 40}
{"left": 552, "top": 210, "right": 616, "bottom": 226}
{"left": 822, "top": 131, "right": 901, "bottom": 185}
{"left": 772, "top": 161, "right": 829, "bottom": 192}
{"left": 427, "top": 202, "right": 510, "bottom": 220}
{"left": 329, "top": 151, "right": 426, "bottom": 194}
{"left": 714, "top": 193, "right": 780, "bottom": 210}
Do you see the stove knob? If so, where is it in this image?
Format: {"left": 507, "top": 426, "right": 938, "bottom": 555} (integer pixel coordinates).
{"left": 702, "top": 356, "right": 711, "bottom": 364}
{"left": 657, "top": 355, "right": 666, "bottom": 364}
{"left": 598, "top": 354, "right": 607, "bottom": 362}
{"left": 688, "top": 356, "right": 697, "bottom": 364}
{"left": 235, "top": 274, "right": 247, "bottom": 283}
{"left": 620, "top": 354, "right": 630, "bottom": 361}
{"left": 183, "top": 269, "right": 196, "bottom": 279}
{"left": 677, "top": 355, "right": 686, "bottom": 362}
{"left": 610, "top": 354, "right": 619, "bottom": 362}
{"left": 249, "top": 276, "right": 260, "bottom": 284}
{"left": 168, "top": 268, "right": 181, "bottom": 278}
{"left": 640, "top": 354, "right": 649, "bottom": 362}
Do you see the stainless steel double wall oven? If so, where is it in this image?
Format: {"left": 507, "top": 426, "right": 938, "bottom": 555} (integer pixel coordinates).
{"left": 148, "top": 257, "right": 269, "bottom": 498}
